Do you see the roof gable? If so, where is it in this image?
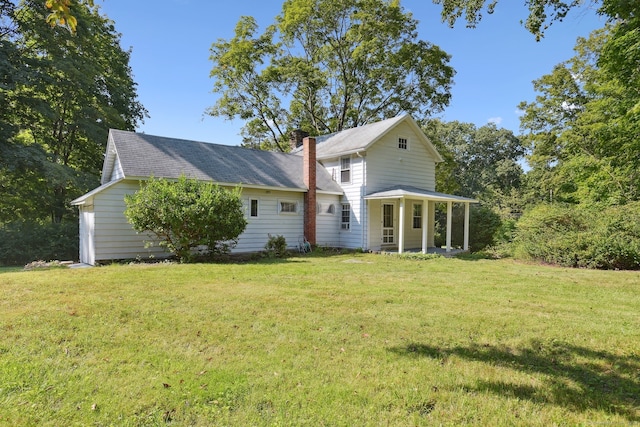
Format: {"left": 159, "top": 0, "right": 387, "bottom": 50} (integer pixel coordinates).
{"left": 105, "top": 130, "right": 342, "bottom": 193}
{"left": 295, "top": 114, "right": 443, "bottom": 162}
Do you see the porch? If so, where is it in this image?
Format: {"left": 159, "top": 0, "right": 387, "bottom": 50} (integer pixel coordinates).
{"left": 364, "top": 186, "right": 478, "bottom": 254}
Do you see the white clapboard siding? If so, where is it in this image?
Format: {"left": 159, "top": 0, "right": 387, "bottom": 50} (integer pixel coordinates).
{"left": 316, "top": 193, "right": 341, "bottom": 247}
{"left": 79, "top": 206, "right": 95, "bottom": 265}
{"left": 329, "top": 154, "right": 365, "bottom": 250}
{"left": 365, "top": 121, "right": 436, "bottom": 192}
{"left": 236, "top": 189, "right": 305, "bottom": 252}
{"left": 91, "top": 180, "right": 167, "bottom": 262}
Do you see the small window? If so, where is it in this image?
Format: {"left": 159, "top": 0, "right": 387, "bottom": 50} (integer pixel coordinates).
{"left": 340, "top": 156, "right": 351, "bottom": 183}
{"left": 317, "top": 203, "right": 336, "bottom": 215}
{"left": 250, "top": 199, "right": 259, "bottom": 217}
{"left": 341, "top": 203, "right": 350, "bottom": 230}
{"left": 279, "top": 201, "right": 297, "bottom": 214}
{"left": 398, "top": 137, "right": 408, "bottom": 150}
{"left": 412, "top": 203, "right": 422, "bottom": 229}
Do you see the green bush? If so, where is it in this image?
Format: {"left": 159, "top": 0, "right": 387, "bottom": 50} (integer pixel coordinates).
{"left": 265, "top": 234, "right": 287, "bottom": 258}
{"left": 513, "top": 203, "right": 640, "bottom": 270}
{"left": 434, "top": 204, "right": 502, "bottom": 252}
{"left": 0, "top": 220, "right": 78, "bottom": 266}
{"left": 125, "top": 176, "right": 247, "bottom": 262}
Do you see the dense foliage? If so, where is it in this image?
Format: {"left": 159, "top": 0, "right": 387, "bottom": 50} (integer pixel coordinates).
{"left": 124, "top": 176, "right": 248, "bottom": 263}
{"left": 425, "top": 1, "right": 640, "bottom": 269}
{"left": 0, "top": 220, "right": 77, "bottom": 265}
{"left": 513, "top": 203, "right": 640, "bottom": 270}
{"left": 209, "top": 0, "right": 454, "bottom": 151}
{"left": 0, "top": 0, "right": 145, "bottom": 264}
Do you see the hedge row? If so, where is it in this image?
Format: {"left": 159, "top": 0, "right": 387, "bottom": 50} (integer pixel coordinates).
{"left": 513, "top": 202, "right": 640, "bottom": 270}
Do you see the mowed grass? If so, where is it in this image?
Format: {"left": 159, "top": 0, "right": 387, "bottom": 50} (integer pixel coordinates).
{"left": 1, "top": 254, "right": 639, "bottom": 426}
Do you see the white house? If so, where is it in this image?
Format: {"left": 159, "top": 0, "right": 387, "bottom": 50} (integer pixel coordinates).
{"left": 71, "top": 114, "right": 476, "bottom": 265}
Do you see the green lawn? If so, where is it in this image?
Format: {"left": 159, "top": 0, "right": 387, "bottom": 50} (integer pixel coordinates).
{"left": 1, "top": 254, "right": 638, "bottom": 426}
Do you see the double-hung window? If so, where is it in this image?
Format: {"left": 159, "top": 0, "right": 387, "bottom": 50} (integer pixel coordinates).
{"left": 398, "top": 137, "right": 408, "bottom": 150}
{"left": 341, "top": 203, "right": 350, "bottom": 230}
{"left": 340, "top": 156, "right": 351, "bottom": 183}
{"left": 412, "top": 203, "right": 422, "bottom": 229}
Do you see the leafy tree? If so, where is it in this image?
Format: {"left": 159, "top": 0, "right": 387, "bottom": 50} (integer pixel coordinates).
{"left": 44, "top": 0, "right": 94, "bottom": 33}
{"left": 209, "top": 0, "right": 454, "bottom": 151}
{"left": 0, "top": 0, "right": 144, "bottom": 263}
{"left": 124, "top": 176, "right": 248, "bottom": 263}
{"left": 1, "top": 0, "right": 146, "bottom": 224}
{"left": 519, "top": 24, "right": 640, "bottom": 205}
{"left": 425, "top": 119, "right": 524, "bottom": 211}
{"left": 433, "top": 0, "right": 606, "bottom": 41}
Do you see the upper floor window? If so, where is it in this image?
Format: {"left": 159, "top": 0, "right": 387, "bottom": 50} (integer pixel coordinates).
{"left": 340, "top": 156, "right": 351, "bottom": 183}
{"left": 398, "top": 137, "right": 408, "bottom": 150}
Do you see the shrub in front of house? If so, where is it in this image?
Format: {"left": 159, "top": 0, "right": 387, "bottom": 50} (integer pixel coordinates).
{"left": 124, "top": 176, "right": 247, "bottom": 263}
{"left": 265, "top": 234, "right": 288, "bottom": 258}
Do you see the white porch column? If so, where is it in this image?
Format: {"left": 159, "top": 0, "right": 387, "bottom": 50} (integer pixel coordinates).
{"left": 421, "top": 200, "right": 428, "bottom": 254}
{"left": 398, "top": 198, "right": 405, "bottom": 254}
{"left": 446, "top": 201, "right": 452, "bottom": 252}
{"left": 463, "top": 202, "right": 470, "bottom": 251}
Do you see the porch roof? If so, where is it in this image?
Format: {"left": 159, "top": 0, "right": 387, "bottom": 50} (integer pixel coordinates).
{"left": 364, "top": 185, "right": 478, "bottom": 203}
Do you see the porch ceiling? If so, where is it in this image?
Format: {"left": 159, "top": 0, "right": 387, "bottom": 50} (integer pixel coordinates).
{"left": 364, "top": 185, "right": 478, "bottom": 203}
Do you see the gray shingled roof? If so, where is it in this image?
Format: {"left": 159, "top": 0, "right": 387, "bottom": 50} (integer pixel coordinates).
{"left": 292, "top": 115, "right": 406, "bottom": 158}
{"left": 109, "top": 130, "right": 343, "bottom": 193}
{"left": 291, "top": 114, "right": 443, "bottom": 162}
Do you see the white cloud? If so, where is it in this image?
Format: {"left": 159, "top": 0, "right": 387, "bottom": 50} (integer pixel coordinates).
{"left": 487, "top": 116, "right": 503, "bottom": 125}
{"left": 515, "top": 108, "right": 525, "bottom": 117}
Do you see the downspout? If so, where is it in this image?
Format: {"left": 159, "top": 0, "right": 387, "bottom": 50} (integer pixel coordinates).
{"left": 356, "top": 151, "right": 366, "bottom": 250}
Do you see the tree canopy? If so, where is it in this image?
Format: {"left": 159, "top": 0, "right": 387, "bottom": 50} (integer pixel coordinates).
{"left": 424, "top": 119, "right": 524, "bottom": 212}
{"left": 434, "top": 0, "right": 606, "bottom": 41}
{"left": 519, "top": 19, "right": 640, "bottom": 205}
{"left": 209, "top": 0, "right": 454, "bottom": 151}
{"left": 1, "top": 0, "right": 146, "bottom": 224}
{"left": 44, "top": 0, "right": 94, "bottom": 33}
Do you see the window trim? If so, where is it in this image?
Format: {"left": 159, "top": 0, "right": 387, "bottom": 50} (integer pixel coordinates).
{"left": 317, "top": 202, "right": 336, "bottom": 215}
{"left": 341, "top": 203, "right": 351, "bottom": 231}
{"left": 340, "top": 156, "right": 351, "bottom": 184}
{"left": 398, "top": 135, "right": 409, "bottom": 150}
{"left": 278, "top": 200, "right": 298, "bottom": 215}
{"left": 249, "top": 198, "right": 259, "bottom": 218}
{"left": 412, "top": 202, "right": 422, "bottom": 229}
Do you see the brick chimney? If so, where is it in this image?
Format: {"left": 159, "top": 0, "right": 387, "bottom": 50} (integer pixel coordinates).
{"left": 303, "top": 136, "right": 316, "bottom": 245}
{"left": 290, "top": 129, "right": 309, "bottom": 151}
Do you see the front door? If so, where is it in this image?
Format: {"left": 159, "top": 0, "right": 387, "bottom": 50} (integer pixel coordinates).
{"left": 382, "top": 203, "right": 395, "bottom": 245}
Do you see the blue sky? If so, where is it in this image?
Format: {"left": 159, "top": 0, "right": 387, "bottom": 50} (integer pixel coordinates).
{"left": 97, "top": 0, "right": 605, "bottom": 145}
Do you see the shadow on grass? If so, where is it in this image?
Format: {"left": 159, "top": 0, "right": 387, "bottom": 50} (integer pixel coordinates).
{"left": 453, "top": 251, "right": 501, "bottom": 261}
{"left": 388, "top": 340, "right": 640, "bottom": 421}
